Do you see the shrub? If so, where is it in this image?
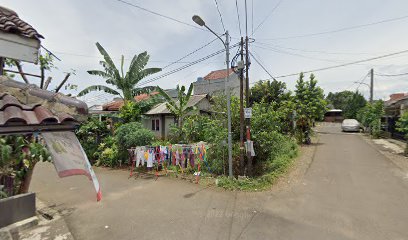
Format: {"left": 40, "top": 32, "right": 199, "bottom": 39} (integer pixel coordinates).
{"left": 96, "top": 144, "right": 119, "bottom": 167}
{"left": 115, "top": 122, "right": 155, "bottom": 162}
{"left": 76, "top": 118, "right": 109, "bottom": 163}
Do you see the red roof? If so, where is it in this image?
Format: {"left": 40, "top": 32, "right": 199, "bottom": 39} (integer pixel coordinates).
{"left": 102, "top": 92, "right": 159, "bottom": 111}
{"left": 0, "top": 93, "right": 78, "bottom": 134}
{"left": 0, "top": 6, "right": 43, "bottom": 39}
{"left": 203, "top": 69, "right": 234, "bottom": 81}
{"left": 388, "top": 93, "right": 407, "bottom": 101}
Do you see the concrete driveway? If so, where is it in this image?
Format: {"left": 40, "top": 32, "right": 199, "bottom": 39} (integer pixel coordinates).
{"left": 31, "top": 124, "right": 408, "bottom": 239}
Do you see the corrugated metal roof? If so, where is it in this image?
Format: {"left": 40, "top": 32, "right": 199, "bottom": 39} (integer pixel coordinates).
{"left": 0, "top": 5, "right": 43, "bottom": 39}
{"left": 145, "top": 95, "right": 207, "bottom": 115}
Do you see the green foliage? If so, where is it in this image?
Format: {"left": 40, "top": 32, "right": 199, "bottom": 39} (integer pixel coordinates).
{"left": 294, "top": 73, "right": 326, "bottom": 143}
{"left": 78, "top": 42, "right": 161, "bottom": 101}
{"left": 357, "top": 100, "right": 384, "bottom": 138}
{"left": 39, "top": 53, "right": 55, "bottom": 71}
{"left": 396, "top": 111, "right": 408, "bottom": 155}
{"left": 119, "top": 101, "right": 142, "bottom": 123}
{"left": 250, "top": 80, "right": 291, "bottom": 107}
{"left": 157, "top": 84, "right": 195, "bottom": 131}
{"left": 76, "top": 118, "right": 110, "bottom": 163}
{"left": 326, "top": 91, "right": 367, "bottom": 119}
{"left": 96, "top": 143, "right": 119, "bottom": 167}
{"left": 115, "top": 122, "right": 155, "bottom": 156}
{"left": 396, "top": 111, "right": 408, "bottom": 138}
{"left": 0, "top": 135, "right": 51, "bottom": 195}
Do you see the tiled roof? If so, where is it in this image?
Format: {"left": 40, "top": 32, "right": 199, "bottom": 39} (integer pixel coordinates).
{"left": 145, "top": 95, "right": 208, "bottom": 115}
{"left": 102, "top": 92, "right": 159, "bottom": 111}
{"left": 0, "top": 93, "right": 78, "bottom": 134}
{"left": 0, "top": 5, "right": 43, "bottom": 39}
{"left": 203, "top": 69, "right": 234, "bottom": 81}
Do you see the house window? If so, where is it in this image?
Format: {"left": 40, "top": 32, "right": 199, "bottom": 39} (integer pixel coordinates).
{"left": 156, "top": 119, "right": 160, "bottom": 131}
{"left": 152, "top": 119, "right": 160, "bottom": 131}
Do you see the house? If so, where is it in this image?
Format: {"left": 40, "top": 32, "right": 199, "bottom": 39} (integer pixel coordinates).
{"left": 193, "top": 69, "right": 240, "bottom": 97}
{"left": 0, "top": 5, "right": 42, "bottom": 71}
{"left": 383, "top": 93, "right": 408, "bottom": 139}
{"left": 102, "top": 92, "right": 160, "bottom": 111}
{"left": 143, "top": 94, "right": 211, "bottom": 139}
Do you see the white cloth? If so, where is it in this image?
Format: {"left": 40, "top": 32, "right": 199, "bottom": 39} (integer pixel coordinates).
{"left": 147, "top": 150, "right": 154, "bottom": 168}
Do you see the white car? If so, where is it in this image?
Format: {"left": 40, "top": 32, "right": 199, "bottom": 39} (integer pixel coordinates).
{"left": 341, "top": 119, "right": 361, "bottom": 132}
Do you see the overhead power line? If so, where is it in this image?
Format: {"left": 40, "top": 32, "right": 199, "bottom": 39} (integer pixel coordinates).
{"left": 258, "top": 14, "right": 408, "bottom": 40}
{"left": 252, "top": 48, "right": 408, "bottom": 82}
{"left": 235, "top": 0, "right": 242, "bottom": 35}
{"left": 115, "top": 0, "right": 204, "bottom": 31}
{"left": 252, "top": 0, "right": 284, "bottom": 36}
{"left": 249, "top": 51, "right": 276, "bottom": 80}
{"left": 214, "top": 0, "right": 226, "bottom": 32}
{"left": 375, "top": 72, "right": 408, "bottom": 77}
{"left": 161, "top": 38, "right": 218, "bottom": 69}
{"left": 138, "top": 43, "right": 240, "bottom": 86}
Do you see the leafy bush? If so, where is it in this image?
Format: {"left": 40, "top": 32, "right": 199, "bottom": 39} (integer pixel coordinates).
{"left": 76, "top": 118, "right": 109, "bottom": 163}
{"left": 115, "top": 122, "right": 155, "bottom": 162}
{"left": 119, "top": 101, "right": 142, "bottom": 123}
{"left": 97, "top": 144, "right": 119, "bottom": 167}
{"left": 357, "top": 100, "right": 384, "bottom": 138}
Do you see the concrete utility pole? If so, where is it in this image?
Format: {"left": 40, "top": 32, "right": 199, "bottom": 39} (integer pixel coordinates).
{"left": 239, "top": 37, "right": 245, "bottom": 176}
{"left": 192, "top": 15, "right": 233, "bottom": 178}
{"left": 370, "top": 68, "right": 374, "bottom": 103}
{"left": 245, "top": 36, "right": 252, "bottom": 176}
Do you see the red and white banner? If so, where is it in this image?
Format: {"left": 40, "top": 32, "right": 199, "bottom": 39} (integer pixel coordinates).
{"left": 42, "top": 131, "right": 102, "bottom": 201}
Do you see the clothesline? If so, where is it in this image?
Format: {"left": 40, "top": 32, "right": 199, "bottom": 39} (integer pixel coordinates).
{"left": 127, "top": 144, "right": 210, "bottom": 183}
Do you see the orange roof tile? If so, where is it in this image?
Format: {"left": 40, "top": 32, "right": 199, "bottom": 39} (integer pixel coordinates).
{"left": 203, "top": 69, "right": 234, "bottom": 81}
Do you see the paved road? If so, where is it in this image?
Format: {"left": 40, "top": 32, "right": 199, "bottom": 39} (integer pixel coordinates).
{"left": 31, "top": 124, "right": 408, "bottom": 239}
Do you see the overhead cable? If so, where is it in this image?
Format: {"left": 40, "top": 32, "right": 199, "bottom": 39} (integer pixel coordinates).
{"left": 249, "top": 51, "right": 276, "bottom": 80}
{"left": 214, "top": 0, "right": 226, "bottom": 32}
{"left": 138, "top": 43, "right": 240, "bottom": 86}
{"left": 251, "top": 0, "right": 284, "bottom": 36}
{"left": 235, "top": 0, "right": 242, "bottom": 36}
{"left": 115, "top": 0, "right": 205, "bottom": 31}
{"left": 272, "top": 49, "right": 408, "bottom": 79}
{"left": 258, "top": 14, "right": 408, "bottom": 40}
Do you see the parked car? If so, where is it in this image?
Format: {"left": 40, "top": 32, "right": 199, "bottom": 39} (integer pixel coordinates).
{"left": 341, "top": 119, "right": 361, "bottom": 132}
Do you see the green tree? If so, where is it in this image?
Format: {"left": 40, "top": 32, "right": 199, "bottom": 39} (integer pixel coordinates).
{"left": 294, "top": 73, "right": 327, "bottom": 142}
{"left": 396, "top": 111, "right": 408, "bottom": 155}
{"left": 157, "top": 84, "right": 195, "bottom": 130}
{"left": 78, "top": 42, "right": 161, "bottom": 101}
{"left": 357, "top": 100, "right": 384, "bottom": 138}
{"left": 250, "top": 80, "right": 291, "bottom": 107}
{"left": 326, "top": 91, "right": 366, "bottom": 119}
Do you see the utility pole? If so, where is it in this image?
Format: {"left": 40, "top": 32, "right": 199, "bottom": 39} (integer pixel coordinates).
{"left": 225, "top": 31, "right": 233, "bottom": 178}
{"left": 370, "top": 68, "right": 374, "bottom": 103}
{"left": 239, "top": 37, "right": 245, "bottom": 176}
{"left": 245, "top": 36, "right": 252, "bottom": 176}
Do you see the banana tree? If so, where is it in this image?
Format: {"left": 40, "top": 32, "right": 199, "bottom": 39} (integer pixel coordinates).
{"left": 157, "top": 83, "right": 195, "bottom": 129}
{"left": 78, "top": 42, "right": 161, "bottom": 101}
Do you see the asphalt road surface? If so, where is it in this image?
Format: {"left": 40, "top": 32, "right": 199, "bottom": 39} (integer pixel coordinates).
{"left": 31, "top": 124, "right": 408, "bottom": 240}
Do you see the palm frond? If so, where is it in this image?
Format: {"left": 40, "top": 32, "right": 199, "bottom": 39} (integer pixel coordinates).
{"left": 130, "top": 67, "right": 161, "bottom": 85}
{"left": 157, "top": 87, "right": 173, "bottom": 102}
{"left": 184, "top": 106, "right": 197, "bottom": 115}
{"left": 95, "top": 43, "right": 120, "bottom": 80}
{"left": 132, "top": 86, "right": 157, "bottom": 96}
{"left": 87, "top": 70, "right": 111, "bottom": 78}
{"left": 184, "top": 83, "right": 194, "bottom": 106}
{"left": 77, "top": 85, "right": 121, "bottom": 97}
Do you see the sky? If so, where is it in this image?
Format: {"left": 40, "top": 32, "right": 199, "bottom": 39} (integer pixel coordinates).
{"left": 3, "top": 0, "right": 408, "bottom": 106}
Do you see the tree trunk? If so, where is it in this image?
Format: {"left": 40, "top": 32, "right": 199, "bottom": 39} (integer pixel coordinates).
{"left": 18, "top": 166, "right": 35, "bottom": 194}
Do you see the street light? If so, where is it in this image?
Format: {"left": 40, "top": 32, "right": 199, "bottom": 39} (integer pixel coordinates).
{"left": 192, "top": 15, "right": 233, "bottom": 178}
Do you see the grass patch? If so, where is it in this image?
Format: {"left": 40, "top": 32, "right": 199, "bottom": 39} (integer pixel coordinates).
{"left": 216, "top": 146, "right": 299, "bottom": 191}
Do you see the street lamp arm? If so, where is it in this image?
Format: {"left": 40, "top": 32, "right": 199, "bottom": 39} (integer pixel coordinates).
{"left": 203, "top": 25, "right": 226, "bottom": 47}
